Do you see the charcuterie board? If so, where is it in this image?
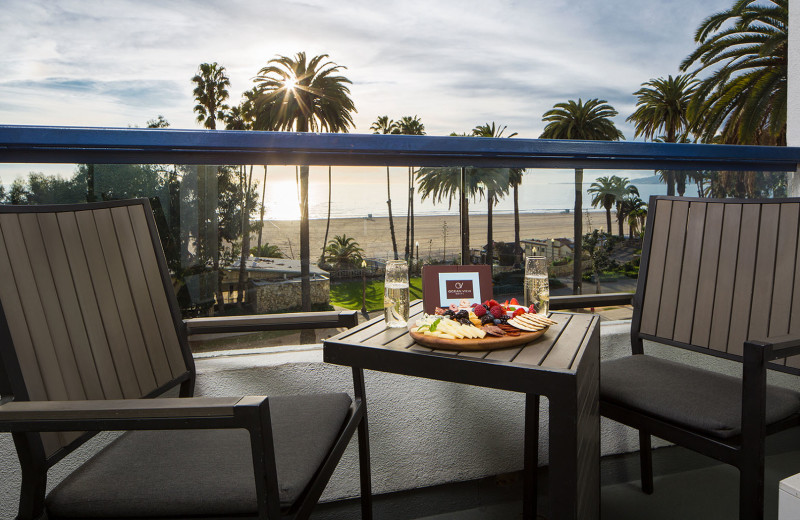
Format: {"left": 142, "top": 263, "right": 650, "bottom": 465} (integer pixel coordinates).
{"left": 407, "top": 320, "right": 549, "bottom": 351}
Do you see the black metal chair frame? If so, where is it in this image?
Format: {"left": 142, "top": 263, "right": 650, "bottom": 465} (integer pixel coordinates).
{"left": 600, "top": 195, "right": 800, "bottom": 520}
{"left": 0, "top": 199, "right": 372, "bottom": 520}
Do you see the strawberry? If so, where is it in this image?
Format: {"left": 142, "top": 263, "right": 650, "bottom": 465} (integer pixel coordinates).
{"left": 509, "top": 297, "right": 519, "bottom": 306}
{"left": 489, "top": 305, "right": 504, "bottom": 318}
{"left": 528, "top": 304, "right": 537, "bottom": 314}
{"left": 512, "top": 307, "right": 526, "bottom": 317}
{"left": 487, "top": 299, "right": 499, "bottom": 308}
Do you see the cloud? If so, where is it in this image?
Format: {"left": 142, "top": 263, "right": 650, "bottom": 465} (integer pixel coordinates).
{"left": 0, "top": 0, "right": 733, "bottom": 139}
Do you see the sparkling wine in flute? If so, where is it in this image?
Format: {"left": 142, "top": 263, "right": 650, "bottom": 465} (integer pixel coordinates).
{"left": 524, "top": 274, "right": 550, "bottom": 315}
{"left": 384, "top": 282, "right": 410, "bottom": 327}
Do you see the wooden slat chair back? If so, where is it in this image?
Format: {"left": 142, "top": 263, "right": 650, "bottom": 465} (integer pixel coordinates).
{"left": 602, "top": 195, "right": 800, "bottom": 520}
{"left": 634, "top": 196, "right": 800, "bottom": 371}
{"left": 0, "top": 200, "right": 194, "bottom": 463}
{"left": 0, "top": 199, "right": 370, "bottom": 520}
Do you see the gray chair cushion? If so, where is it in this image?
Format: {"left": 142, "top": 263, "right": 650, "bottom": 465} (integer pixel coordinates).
{"left": 601, "top": 355, "right": 800, "bottom": 439}
{"left": 46, "top": 393, "right": 352, "bottom": 518}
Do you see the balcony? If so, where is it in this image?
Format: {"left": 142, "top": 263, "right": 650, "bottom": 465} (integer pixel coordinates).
{"left": 1, "top": 125, "right": 800, "bottom": 519}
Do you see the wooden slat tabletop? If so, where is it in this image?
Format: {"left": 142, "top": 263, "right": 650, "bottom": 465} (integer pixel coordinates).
{"left": 327, "top": 300, "right": 597, "bottom": 374}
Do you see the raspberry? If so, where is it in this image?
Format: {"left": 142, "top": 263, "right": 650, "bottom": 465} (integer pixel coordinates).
{"left": 487, "top": 299, "right": 499, "bottom": 308}
{"left": 473, "top": 305, "right": 487, "bottom": 317}
{"left": 489, "top": 305, "right": 504, "bottom": 318}
{"left": 528, "top": 304, "right": 537, "bottom": 314}
{"left": 512, "top": 307, "right": 525, "bottom": 317}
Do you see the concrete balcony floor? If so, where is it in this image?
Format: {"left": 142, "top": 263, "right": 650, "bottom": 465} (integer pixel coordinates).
{"left": 313, "top": 429, "right": 800, "bottom": 520}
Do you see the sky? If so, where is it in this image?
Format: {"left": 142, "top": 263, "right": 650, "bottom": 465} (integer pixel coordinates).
{"left": 0, "top": 0, "right": 733, "bottom": 198}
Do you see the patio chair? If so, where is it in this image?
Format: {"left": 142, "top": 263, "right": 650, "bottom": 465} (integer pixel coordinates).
{"left": 0, "top": 199, "right": 371, "bottom": 520}
{"left": 601, "top": 196, "right": 800, "bottom": 519}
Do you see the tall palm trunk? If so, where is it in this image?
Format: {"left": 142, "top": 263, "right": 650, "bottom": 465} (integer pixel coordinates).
{"left": 322, "top": 166, "right": 332, "bottom": 263}
{"left": 616, "top": 203, "right": 624, "bottom": 237}
{"left": 513, "top": 184, "right": 521, "bottom": 265}
{"left": 257, "top": 165, "right": 267, "bottom": 252}
{"left": 573, "top": 168, "right": 583, "bottom": 294}
{"left": 486, "top": 191, "right": 494, "bottom": 268}
{"left": 237, "top": 165, "right": 254, "bottom": 306}
{"left": 387, "top": 167, "right": 399, "bottom": 259}
{"left": 299, "top": 164, "right": 311, "bottom": 312}
{"left": 676, "top": 172, "right": 686, "bottom": 196}
{"left": 605, "top": 204, "right": 613, "bottom": 234}
{"left": 461, "top": 194, "right": 471, "bottom": 265}
{"left": 404, "top": 167, "right": 411, "bottom": 261}
{"left": 409, "top": 167, "right": 415, "bottom": 264}
{"left": 666, "top": 170, "right": 676, "bottom": 196}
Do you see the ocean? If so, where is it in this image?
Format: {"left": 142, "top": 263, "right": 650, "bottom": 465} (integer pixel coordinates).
{"left": 259, "top": 168, "right": 698, "bottom": 221}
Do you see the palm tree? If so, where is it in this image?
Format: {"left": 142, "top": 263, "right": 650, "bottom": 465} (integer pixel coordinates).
{"left": 192, "top": 62, "right": 230, "bottom": 130}
{"left": 540, "top": 99, "right": 624, "bottom": 295}
{"left": 371, "top": 116, "right": 400, "bottom": 259}
{"left": 626, "top": 198, "right": 648, "bottom": 238}
{"left": 587, "top": 176, "right": 617, "bottom": 234}
{"left": 622, "top": 196, "right": 647, "bottom": 238}
{"left": 612, "top": 177, "right": 640, "bottom": 237}
{"left": 472, "top": 123, "right": 518, "bottom": 267}
{"left": 397, "top": 116, "right": 426, "bottom": 262}
{"left": 192, "top": 62, "right": 231, "bottom": 313}
{"left": 680, "top": 0, "right": 787, "bottom": 145}
{"left": 627, "top": 75, "right": 698, "bottom": 195}
{"left": 416, "top": 166, "right": 485, "bottom": 264}
{"left": 251, "top": 242, "right": 284, "bottom": 258}
{"left": 254, "top": 52, "right": 356, "bottom": 312}
{"left": 323, "top": 234, "right": 364, "bottom": 268}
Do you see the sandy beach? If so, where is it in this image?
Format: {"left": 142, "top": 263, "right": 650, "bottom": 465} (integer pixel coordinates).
{"left": 256, "top": 211, "right": 614, "bottom": 262}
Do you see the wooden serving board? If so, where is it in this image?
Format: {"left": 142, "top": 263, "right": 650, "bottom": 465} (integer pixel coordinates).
{"left": 407, "top": 321, "right": 548, "bottom": 351}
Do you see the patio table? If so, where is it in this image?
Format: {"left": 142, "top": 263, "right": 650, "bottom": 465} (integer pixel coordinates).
{"left": 323, "top": 300, "right": 601, "bottom": 519}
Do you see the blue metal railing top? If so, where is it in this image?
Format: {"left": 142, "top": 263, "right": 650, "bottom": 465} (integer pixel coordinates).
{"left": 0, "top": 124, "right": 798, "bottom": 171}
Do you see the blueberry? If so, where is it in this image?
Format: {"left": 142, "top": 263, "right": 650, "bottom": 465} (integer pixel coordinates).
{"left": 493, "top": 319, "right": 501, "bottom": 325}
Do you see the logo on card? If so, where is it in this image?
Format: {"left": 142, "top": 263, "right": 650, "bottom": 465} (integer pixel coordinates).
{"left": 445, "top": 279, "right": 474, "bottom": 298}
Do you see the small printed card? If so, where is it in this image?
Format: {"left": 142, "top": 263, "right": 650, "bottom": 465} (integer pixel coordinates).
{"left": 421, "top": 265, "right": 493, "bottom": 314}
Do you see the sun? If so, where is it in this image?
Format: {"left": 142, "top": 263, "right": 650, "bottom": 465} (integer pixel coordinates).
{"left": 283, "top": 75, "right": 297, "bottom": 91}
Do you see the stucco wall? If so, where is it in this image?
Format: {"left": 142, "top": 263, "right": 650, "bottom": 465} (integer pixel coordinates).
{"left": 3, "top": 322, "right": 800, "bottom": 517}
{"left": 250, "top": 277, "right": 330, "bottom": 313}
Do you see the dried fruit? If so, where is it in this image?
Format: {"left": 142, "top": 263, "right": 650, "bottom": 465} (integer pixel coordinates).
{"left": 483, "top": 324, "right": 506, "bottom": 337}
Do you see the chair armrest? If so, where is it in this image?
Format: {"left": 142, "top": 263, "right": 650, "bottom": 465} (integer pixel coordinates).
{"left": 184, "top": 310, "right": 359, "bottom": 335}
{"left": 744, "top": 335, "right": 800, "bottom": 362}
{"left": 0, "top": 396, "right": 267, "bottom": 432}
{"left": 549, "top": 292, "right": 633, "bottom": 310}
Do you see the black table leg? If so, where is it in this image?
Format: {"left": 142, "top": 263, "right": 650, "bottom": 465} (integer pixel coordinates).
{"left": 353, "top": 367, "right": 373, "bottom": 520}
{"left": 524, "top": 393, "right": 540, "bottom": 519}
{"left": 547, "top": 360, "right": 600, "bottom": 519}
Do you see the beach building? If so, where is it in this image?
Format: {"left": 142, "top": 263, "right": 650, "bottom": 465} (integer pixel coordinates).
{"left": 225, "top": 256, "right": 330, "bottom": 312}
{"left": 521, "top": 237, "right": 573, "bottom": 261}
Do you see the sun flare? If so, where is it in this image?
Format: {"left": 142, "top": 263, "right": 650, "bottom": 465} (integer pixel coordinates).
{"left": 283, "top": 76, "right": 297, "bottom": 90}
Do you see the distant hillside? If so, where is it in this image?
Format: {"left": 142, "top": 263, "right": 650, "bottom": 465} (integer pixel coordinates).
{"left": 631, "top": 175, "right": 663, "bottom": 185}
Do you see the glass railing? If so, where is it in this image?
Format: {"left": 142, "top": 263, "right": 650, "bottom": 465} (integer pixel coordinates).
{"left": 1, "top": 126, "right": 797, "bottom": 351}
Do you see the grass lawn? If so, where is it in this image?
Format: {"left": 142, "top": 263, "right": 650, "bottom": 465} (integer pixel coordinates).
{"left": 331, "top": 277, "right": 423, "bottom": 312}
